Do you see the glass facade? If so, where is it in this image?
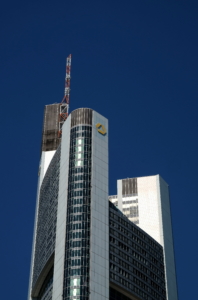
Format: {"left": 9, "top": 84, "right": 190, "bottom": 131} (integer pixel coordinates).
{"left": 32, "top": 146, "right": 61, "bottom": 290}
{"left": 109, "top": 201, "right": 166, "bottom": 300}
{"left": 28, "top": 107, "right": 174, "bottom": 300}
{"left": 63, "top": 125, "right": 92, "bottom": 300}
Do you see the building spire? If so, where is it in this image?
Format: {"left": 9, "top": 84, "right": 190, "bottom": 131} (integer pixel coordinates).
{"left": 58, "top": 54, "right": 72, "bottom": 138}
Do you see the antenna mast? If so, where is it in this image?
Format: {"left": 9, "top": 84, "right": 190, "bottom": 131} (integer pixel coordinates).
{"left": 58, "top": 54, "right": 72, "bottom": 138}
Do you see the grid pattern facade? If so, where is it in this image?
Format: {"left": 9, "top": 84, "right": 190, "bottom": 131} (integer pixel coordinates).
{"left": 122, "top": 178, "right": 137, "bottom": 196}
{"left": 41, "top": 104, "right": 60, "bottom": 152}
{"left": 109, "top": 202, "right": 166, "bottom": 300}
{"left": 32, "top": 146, "right": 61, "bottom": 289}
{"left": 109, "top": 195, "right": 139, "bottom": 224}
{"left": 63, "top": 125, "right": 92, "bottom": 300}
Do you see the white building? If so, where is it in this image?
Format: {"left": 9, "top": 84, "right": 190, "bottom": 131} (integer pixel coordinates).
{"left": 28, "top": 104, "right": 177, "bottom": 300}
{"left": 28, "top": 108, "right": 109, "bottom": 300}
{"left": 109, "top": 175, "right": 178, "bottom": 300}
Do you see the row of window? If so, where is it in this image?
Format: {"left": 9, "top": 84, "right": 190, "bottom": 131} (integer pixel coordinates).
{"left": 68, "top": 205, "right": 90, "bottom": 214}
{"left": 64, "top": 275, "right": 89, "bottom": 290}
{"left": 67, "top": 267, "right": 89, "bottom": 276}
{"left": 134, "top": 267, "right": 148, "bottom": 282}
{"left": 66, "top": 248, "right": 89, "bottom": 258}
{"left": 110, "top": 245, "right": 130, "bottom": 261}
{"left": 68, "top": 239, "right": 90, "bottom": 248}
{"left": 132, "top": 242, "right": 148, "bottom": 257}
{"left": 67, "top": 222, "right": 90, "bottom": 231}
{"left": 110, "top": 221, "right": 129, "bottom": 235}
{"left": 67, "top": 197, "right": 91, "bottom": 207}
{"left": 150, "top": 271, "right": 164, "bottom": 284}
{"left": 67, "top": 213, "right": 91, "bottom": 222}
{"left": 68, "top": 189, "right": 91, "bottom": 198}
{"left": 70, "top": 145, "right": 91, "bottom": 155}
{"left": 110, "top": 263, "right": 130, "bottom": 278}
{"left": 123, "top": 205, "right": 138, "bottom": 214}
{"left": 67, "top": 257, "right": 89, "bottom": 267}
{"left": 69, "top": 174, "right": 91, "bottom": 182}
{"left": 69, "top": 182, "right": 91, "bottom": 189}
{"left": 122, "top": 194, "right": 138, "bottom": 198}
{"left": 70, "top": 131, "right": 92, "bottom": 138}
{"left": 68, "top": 230, "right": 89, "bottom": 240}
{"left": 70, "top": 152, "right": 92, "bottom": 161}
{"left": 150, "top": 262, "right": 165, "bottom": 277}
{"left": 68, "top": 166, "right": 92, "bottom": 174}
{"left": 132, "top": 235, "right": 146, "bottom": 248}
{"left": 70, "top": 138, "right": 92, "bottom": 147}
{"left": 123, "top": 199, "right": 138, "bottom": 204}
{"left": 110, "top": 254, "right": 130, "bottom": 270}
{"left": 65, "top": 285, "right": 89, "bottom": 297}
{"left": 71, "top": 125, "right": 92, "bottom": 132}
{"left": 133, "top": 255, "right": 149, "bottom": 269}
{"left": 69, "top": 158, "right": 92, "bottom": 168}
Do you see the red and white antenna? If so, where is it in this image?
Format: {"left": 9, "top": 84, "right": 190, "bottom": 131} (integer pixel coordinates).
{"left": 58, "top": 54, "right": 72, "bottom": 137}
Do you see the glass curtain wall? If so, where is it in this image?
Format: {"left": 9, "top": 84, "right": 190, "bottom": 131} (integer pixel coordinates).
{"left": 63, "top": 125, "right": 92, "bottom": 300}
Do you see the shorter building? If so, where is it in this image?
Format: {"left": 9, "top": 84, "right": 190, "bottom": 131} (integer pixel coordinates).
{"left": 109, "top": 176, "right": 178, "bottom": 300}
{"left": 109, "top": 201, "right": 166, "bottom": 300}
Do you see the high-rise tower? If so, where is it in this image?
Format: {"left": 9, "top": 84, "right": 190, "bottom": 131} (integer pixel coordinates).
{"left": 28, "top": 59, "right": 177, "bottom": 300}
{"left": 28, "top": 108, "right": 109, "bottom": 300}
{"left": 28, "top": 106, "right": 170, "bottom": 300}
{"left": 109, "top": 176, "right": 178, "bottom": 300}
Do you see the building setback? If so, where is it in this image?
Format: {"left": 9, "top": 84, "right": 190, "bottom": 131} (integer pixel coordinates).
{"left": 28, "top": 106, "right": 177, "bottom": 300}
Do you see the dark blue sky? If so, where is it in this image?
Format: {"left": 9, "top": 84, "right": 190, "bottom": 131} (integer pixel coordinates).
{"left": 1, "top": 0, "right": 198, "bottom": 299}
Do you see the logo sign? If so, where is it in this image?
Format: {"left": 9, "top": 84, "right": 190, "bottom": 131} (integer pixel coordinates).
{"left": 96, "top": 123, "right": 107, "bottom": 135}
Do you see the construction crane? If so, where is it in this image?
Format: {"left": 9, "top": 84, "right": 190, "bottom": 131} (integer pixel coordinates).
{"left": 58, "top": 54, "right": 72, "bottom": 138}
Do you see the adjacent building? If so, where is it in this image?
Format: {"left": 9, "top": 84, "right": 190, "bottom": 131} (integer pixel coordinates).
{"left": 109, "top": 177, "right": 178, "bottom": 300}
{"left": 28, "top": 105, "right": 177, "bottom": 300}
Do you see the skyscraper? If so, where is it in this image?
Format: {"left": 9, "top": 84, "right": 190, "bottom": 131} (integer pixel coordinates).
{"left": 28, "top": 105, "right": 177, "bottom": 300}
{"left": 109, "top": 176, "right": 178, "bottom": 300}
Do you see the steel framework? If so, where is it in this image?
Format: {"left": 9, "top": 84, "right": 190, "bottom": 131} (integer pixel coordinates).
{"left": 58, "top": 54, "right": 72, "bottom": 137}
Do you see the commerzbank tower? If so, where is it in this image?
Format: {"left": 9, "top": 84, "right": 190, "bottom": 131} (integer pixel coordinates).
{"left": 27, "top": 55, "right": 178, "bottom": 300}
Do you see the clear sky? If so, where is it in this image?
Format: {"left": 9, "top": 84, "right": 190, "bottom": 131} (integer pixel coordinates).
{"left": 0, "top": 0, "right": 198, "bottom": 299}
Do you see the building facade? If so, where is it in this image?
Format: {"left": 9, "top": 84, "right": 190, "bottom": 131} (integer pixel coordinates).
{"left": 28, "top": 108, "right": 109, "bottom": 300}
{"left": 109, "top": 177, "right": 178, "bottom": 300}
{"left": 109, "top": 201, "right": 166, "bottom": 300}
{"left": 28, "top": 106, "right": 176, "bottom": 300}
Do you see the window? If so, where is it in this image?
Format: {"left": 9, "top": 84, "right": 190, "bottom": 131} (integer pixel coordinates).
{"left": 75, "top": 146, "right": 83, "bottom": 152}
{"left": 70, "top": 288, "right": 80, "bottom": 296}
{"left": 75, "top": 153, "right": 84, "bottom": 160}
{"left": 77, "top": 139, "right": 84, "bottom": 145}
{"left": 70, "top": 278, "right": 80, "bottom": 286}
{"left": 75, "top": 161, "right": 83, "bottom": 167}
